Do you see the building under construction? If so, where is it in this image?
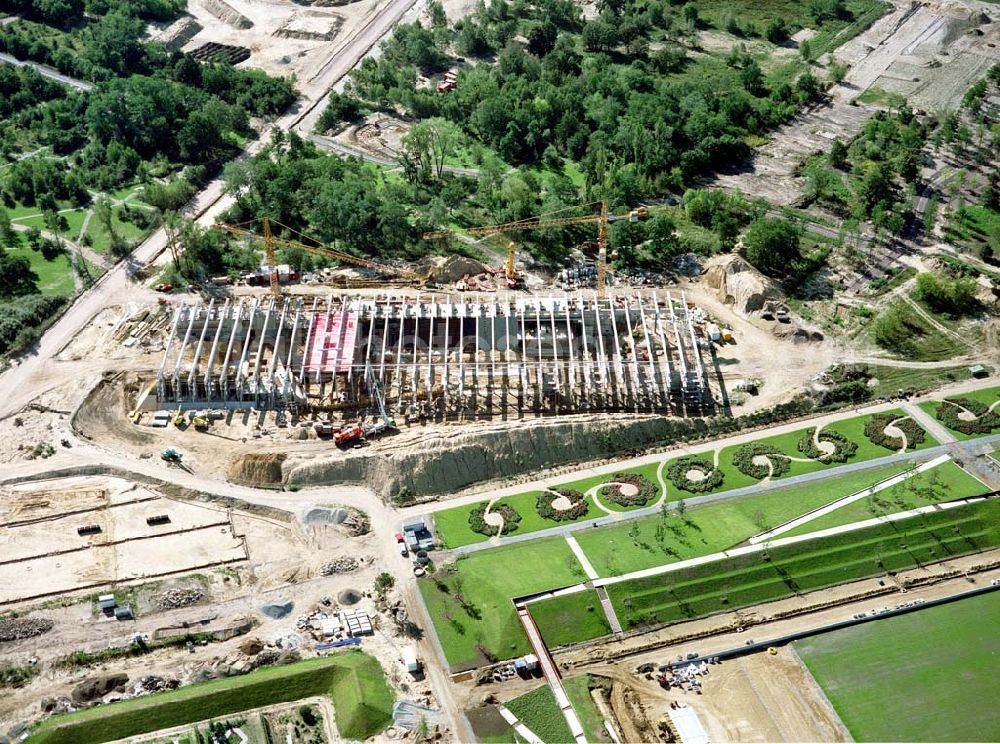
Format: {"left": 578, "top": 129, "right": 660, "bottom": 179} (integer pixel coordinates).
{"left": 149, "top": 292, "right": 712, "bottom": 419}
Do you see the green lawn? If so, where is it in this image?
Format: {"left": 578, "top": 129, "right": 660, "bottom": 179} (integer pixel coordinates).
{"left": 563, "top": 676, "right": 610, "bottom": 743}
{"left": 9, "top": 247, "right": 75, "bottom": 296}
{"left": 29, "top": 651, "right": 393, "bottom": 744}
{"left": 531, "top": 591, "right": 611, "bottom": 648}
{"left": 796, "top": 591, "right": 1000, "bottom": 742}
{"left": 606, "top": 499, "right": 1000, "bottom": 630}
{"left": 574, "top": 462, "right": 911, "bottom": 578}
{"left": 505, "top": 686, "right": 573, "bottom": 744}
{"left": 85, "top": 207, "right": 150, "bottom": 254}
{"left": 858, "top": 364, "right": 976, "bottom": 397}
{"left": 13, "top": 208, "right": 88, "bottom": 241}
{"left": 419, "top": 538, "right": 585, "bottom": 670}
{"left": 782, "top": 460, "right": 989, "bottom": 536}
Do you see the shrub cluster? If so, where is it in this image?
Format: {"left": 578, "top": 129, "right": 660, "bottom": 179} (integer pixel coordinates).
{"left": 936, "top": 398, "right": 1000, "bottom": 435}
{"left": 732, "top": 443, "right": 791, "bottom": 479}
{"left": 599, "top": 473, "right": 657, "bottom": 507}
{"left": 797, "top": 428, "right": 857, "bottom": 463}
{"left": 864, "top": 414, "right": 926, "bottom": 450}
{"left": 468, "top": 503, "right": 521, "bottom": 536}
{"left": 536, "top": 489, "right": 588, "bottom": 521}
{"left": 666, "top": 457, "right": 724, "bottom": 493}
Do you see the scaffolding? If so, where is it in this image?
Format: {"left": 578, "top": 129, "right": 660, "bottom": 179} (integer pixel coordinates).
{"left": 153, "top": 291, "right": 711, "bottom": 418}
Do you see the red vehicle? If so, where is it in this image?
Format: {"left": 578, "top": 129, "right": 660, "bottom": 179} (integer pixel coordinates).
{"left": 154, "top": 283, "right": 173, "bottom": 293}
{"left": 394, "top": 532, "right": 404, "bottom": 543}
{"left": 333, "top": 424, "right": 364, "bottom": 447}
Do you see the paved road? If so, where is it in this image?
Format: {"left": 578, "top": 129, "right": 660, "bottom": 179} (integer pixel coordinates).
{"left": 0, "top": 51, "right": 93, "bottom": 91}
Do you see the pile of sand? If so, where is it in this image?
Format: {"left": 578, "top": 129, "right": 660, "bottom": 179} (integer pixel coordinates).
{"left": 227, "top": 453, "right": 286, "bottom": 486}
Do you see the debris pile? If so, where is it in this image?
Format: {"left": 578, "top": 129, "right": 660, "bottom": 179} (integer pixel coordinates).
{"left": 134, "top": 676, "right": 179, "bottom": 695}
{"left": 258, "top": 599, "right": 294, "bottom": 619}
{"left": 153, "top": 588, "right": 204, "bottom": 610}
{"left": 320, "top": 557, "right": 359, "bottom": 575}
{"left": 0, "top": 617, "right": 54, "bottom": 642}
{"left": 341, "top": 511, "right": 371, "bottom": 536}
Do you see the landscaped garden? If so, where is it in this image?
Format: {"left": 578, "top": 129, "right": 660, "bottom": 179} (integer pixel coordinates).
{"left": 918, "top": 386, "right": 1000, "bottom": 440}
{"left": 796, "top": 590, "right": 1000, "bottom": 742}
{"left": 432, "top": 409, "right": 937, "bottom": 549}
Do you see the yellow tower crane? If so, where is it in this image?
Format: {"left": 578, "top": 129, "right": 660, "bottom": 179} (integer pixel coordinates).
{"left": 213, "top": 217, "right": 424, "bottom": 299}
{"left": 423, "top": 201, "right": 613, "bottom": 296}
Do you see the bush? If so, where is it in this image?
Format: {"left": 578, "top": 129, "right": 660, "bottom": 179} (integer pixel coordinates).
{"left": 468, "top": 503, "right": 522, "bottom": 536}
{"left": 536, "top": 489, "right": 588, "bottom": 521}
{"left": 797, "top": 428, "right": 858, "bottom": 462}
{"left": 863, "top": 414, "right": 926, "bottom": 450}
{"left": 666, "top": 457, "right": 724, "bottom": 493}
{"left": 732, "top": 443, "right": 791, "bottom": 479}
{"left": 599, "top": 473, "right": 657, "bottom": 507}
{"left": 935, "top": 399, "right": 1000, "bottom": 434}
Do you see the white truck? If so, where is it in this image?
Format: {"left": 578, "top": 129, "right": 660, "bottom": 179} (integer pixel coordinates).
{"left": 402, "top": 646, "right": 421, "bottom": 675}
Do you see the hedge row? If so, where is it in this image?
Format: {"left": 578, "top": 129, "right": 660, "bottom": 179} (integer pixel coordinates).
{"left": 537, "top": 489, "right": 588, "bottom": 521}
{"left": 864, "top": 414, "right": 926, "bottom": 450}
{"left": 666, "top": 457, "right": 724, "bottom": 493}
{"left": 936, "top": 398, "right": 1000, "bottom": 435}
{"left": 599, "top": 473, "right": 658, "bottom": 507}
{"left": 732, "top": 443, "right": 791, "bottom": 479}
{"left": 797, "top": 428, "right": 858, "bottom": 463}
{"left": 469, "top": 503, "right": 522, "bottom": 536}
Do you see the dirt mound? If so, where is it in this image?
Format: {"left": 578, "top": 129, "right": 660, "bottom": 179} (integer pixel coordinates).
{"left": 202, "top": 0, "right": 252, "bottom": 28}
{"left": 303, "top": 507, "right": 349, "bottom": 525}
{"left": 227, "top": 453, "right": 286, "bottom": 486}
{"left": 72, "top": 673, "right": 128, "bottom": 703}
{"left": 705, "top": 255, "right": 784, "bottom": 315}
{"left": 239, "top": 637, "right": 265, "bottom": 655}
{"left": 422, "top": 255, "right": 490, "bottom": 283}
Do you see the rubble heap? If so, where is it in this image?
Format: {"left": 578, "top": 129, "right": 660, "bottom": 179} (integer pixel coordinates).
{"left": 320, "top": 557, "right": 359, "bottom": 575}
{"left": 0, "top": 617, "right": 54, "bottom": 642}
{"left": 153, "top": 588, "right": 204, "bottom": 610}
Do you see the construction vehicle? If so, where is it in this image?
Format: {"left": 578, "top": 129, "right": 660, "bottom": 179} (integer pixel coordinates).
{"left": 191, "top": 415, "right": 208, "bottom": 431}
{"left": 423, "top": 200, "right": 613, "bottom": 296}
{"left": 333, "top": 424, "right": 364, "bottom": 447}
{"left": 213, "top": 217, "right": 423, "bottom": 299}
{"left": 161, "top": 448, "right": 182, "bottom": 463}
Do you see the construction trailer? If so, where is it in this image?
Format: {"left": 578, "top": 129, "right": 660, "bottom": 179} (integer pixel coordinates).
{"left": 149, "top": 291, "right": 711, "bottom": 419}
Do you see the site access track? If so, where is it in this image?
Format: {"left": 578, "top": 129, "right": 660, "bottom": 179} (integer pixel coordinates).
{"left": 0, "top": 0, "right": 423, "bottom": 421}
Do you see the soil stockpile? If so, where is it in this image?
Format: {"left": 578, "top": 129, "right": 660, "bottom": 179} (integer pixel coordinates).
{"left": 227, "top": 453, "right": 286, "bottom": 486}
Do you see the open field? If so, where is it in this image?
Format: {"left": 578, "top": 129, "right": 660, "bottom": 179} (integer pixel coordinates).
{"left": 573, "top": 462, "right": 912, "bottom": 577}
{"left": 8, "top": 247, "right": 75, "bottom": 296}
{"left": 858, "top": 364, "right": 979, "bottom": 397}
{"left": 419, "top": 538, "right": 585, "bottom": 669}
{"left": 796, "top": 591, "right": 1000, "bottom": 742}
{"left": 29, "top": 651, "right": 393, "bottom": 743}
{"left": 606, "top": 499, "right": 1000, "bottom": 630}
{"left": 531, "top": 590, "right": 611, "bottom": 648}
{"left": 505, "top": 685, "right": 573, "bottom": 744}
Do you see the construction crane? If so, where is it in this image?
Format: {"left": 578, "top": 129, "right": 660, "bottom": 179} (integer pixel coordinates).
{"left": 422, "top": 201, "right": 648, "bottom": 297}
{"left": 213, "top": 217, "right": 424, "bottom": 299}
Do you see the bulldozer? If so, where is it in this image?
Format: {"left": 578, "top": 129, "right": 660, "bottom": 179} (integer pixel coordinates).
{"left": 161, "top": 448, "right": 182, "bottom": 463}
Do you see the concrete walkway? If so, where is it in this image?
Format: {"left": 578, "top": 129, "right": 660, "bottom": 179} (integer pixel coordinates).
{"left": 497, "top": 707, "right": 544, "bottom": 744}
{"left": 0, "top": 51, "right": 93, "bottom": 91}
{"left": 565, "top": 535, "right": 598, "bottom": 580}
{"left": 904, "top": 400, "right": 957, "bottom": 444}
{"left": 596, "top": 586, "right": 623, "bottom": 634}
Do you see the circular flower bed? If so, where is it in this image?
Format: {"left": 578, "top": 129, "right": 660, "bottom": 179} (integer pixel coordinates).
{"left": 537, "top": 489, "right": 588, "bottom": 521}
{"left": 732, "top": 443, "right": 791, "bottom": 479}
{"left": 797, "top": 428, "right": 858, "bottom": 463}
{"left": 468, "top": 503, "right": 521, "bottom": 536}
{"left": 598, "top": 473, "right": 657, "bottom": 507}
{"left": 864, "top": 414, "right": 926, "bottom": 450}
{"left": 666, "top": 457, "right": 724, "bottom": 493}
{"left": 936, "top": 398, "right": 1000, "bottom": 435}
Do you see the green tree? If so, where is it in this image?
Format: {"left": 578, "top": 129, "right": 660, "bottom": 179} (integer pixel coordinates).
{"left": 742, "top": 218, "right": 801, "bottom": 276}
{"left": 374, "top": 571, "right": 395, "bottom": 597}
{"left": 399, "top": 117, "right": 462, "bottom": 182}
{"left": 0, "top": 248, "right": 39, "bottom": 298}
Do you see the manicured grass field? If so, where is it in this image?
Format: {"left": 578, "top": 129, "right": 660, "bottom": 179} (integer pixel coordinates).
{"left": 9, "top": 247, "right": 75, "bottom": 296}
{"left": 419, "top": 538, "right": 585, "bottom": 669}
{"left": 796, "top": 591, "right": 1000, "bottom": 742}
{"left": 531, "top": 590, "right": 611, "bottom": 648}
{"left": 563, "top": 676, "right": 611, "bottom": 743}
{"left": 29, "top": 651, "right": 393, "bottom": 744}
{"left": 782, "top": 460, "right": 989, "bottom": 536}
{"left": 606, "top": 499, "right": 1000, "bottom": 630}
{"left": 574, "top": 462, "right": 911, "bottom": 577}
{"left": 505, "top": 685, "right": 573, "bottom": 744}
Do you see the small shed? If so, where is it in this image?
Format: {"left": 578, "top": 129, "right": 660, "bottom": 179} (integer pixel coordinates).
{"left": 969, "top": 364, "right": 989, "bottom": 379}
{"left": 98, "top": 594, "right": 116, "bottom": 614}
{"left": 114, "top": 605, "right": 133, "bottom": 621}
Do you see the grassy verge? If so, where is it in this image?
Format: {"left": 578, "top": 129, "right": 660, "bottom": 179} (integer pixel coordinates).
{"left": 505, "top": 686, "right": 573, "bottom": 744}
{"left": 574, "top": 462, "right": 910, "bottom": 578}
{"left": 606, "top": 499, "right": 1000, "bottom": 630}
{"left": 858, "top": 363, "right": 976, "bottom": 397}
{"left": 419, "top": 539, "right": 585, "bottom": 669}
{"left": 795, "top": 591, "right": 1000, "bottom": 742}
{"left": 531, "top": 591, "right": 611, "bottom": 648}
{"left": 29, "top": 651, "right": 393, "bottom": 744}
{"left": 563, "top": 676, "right": 611, "bottom": 743}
